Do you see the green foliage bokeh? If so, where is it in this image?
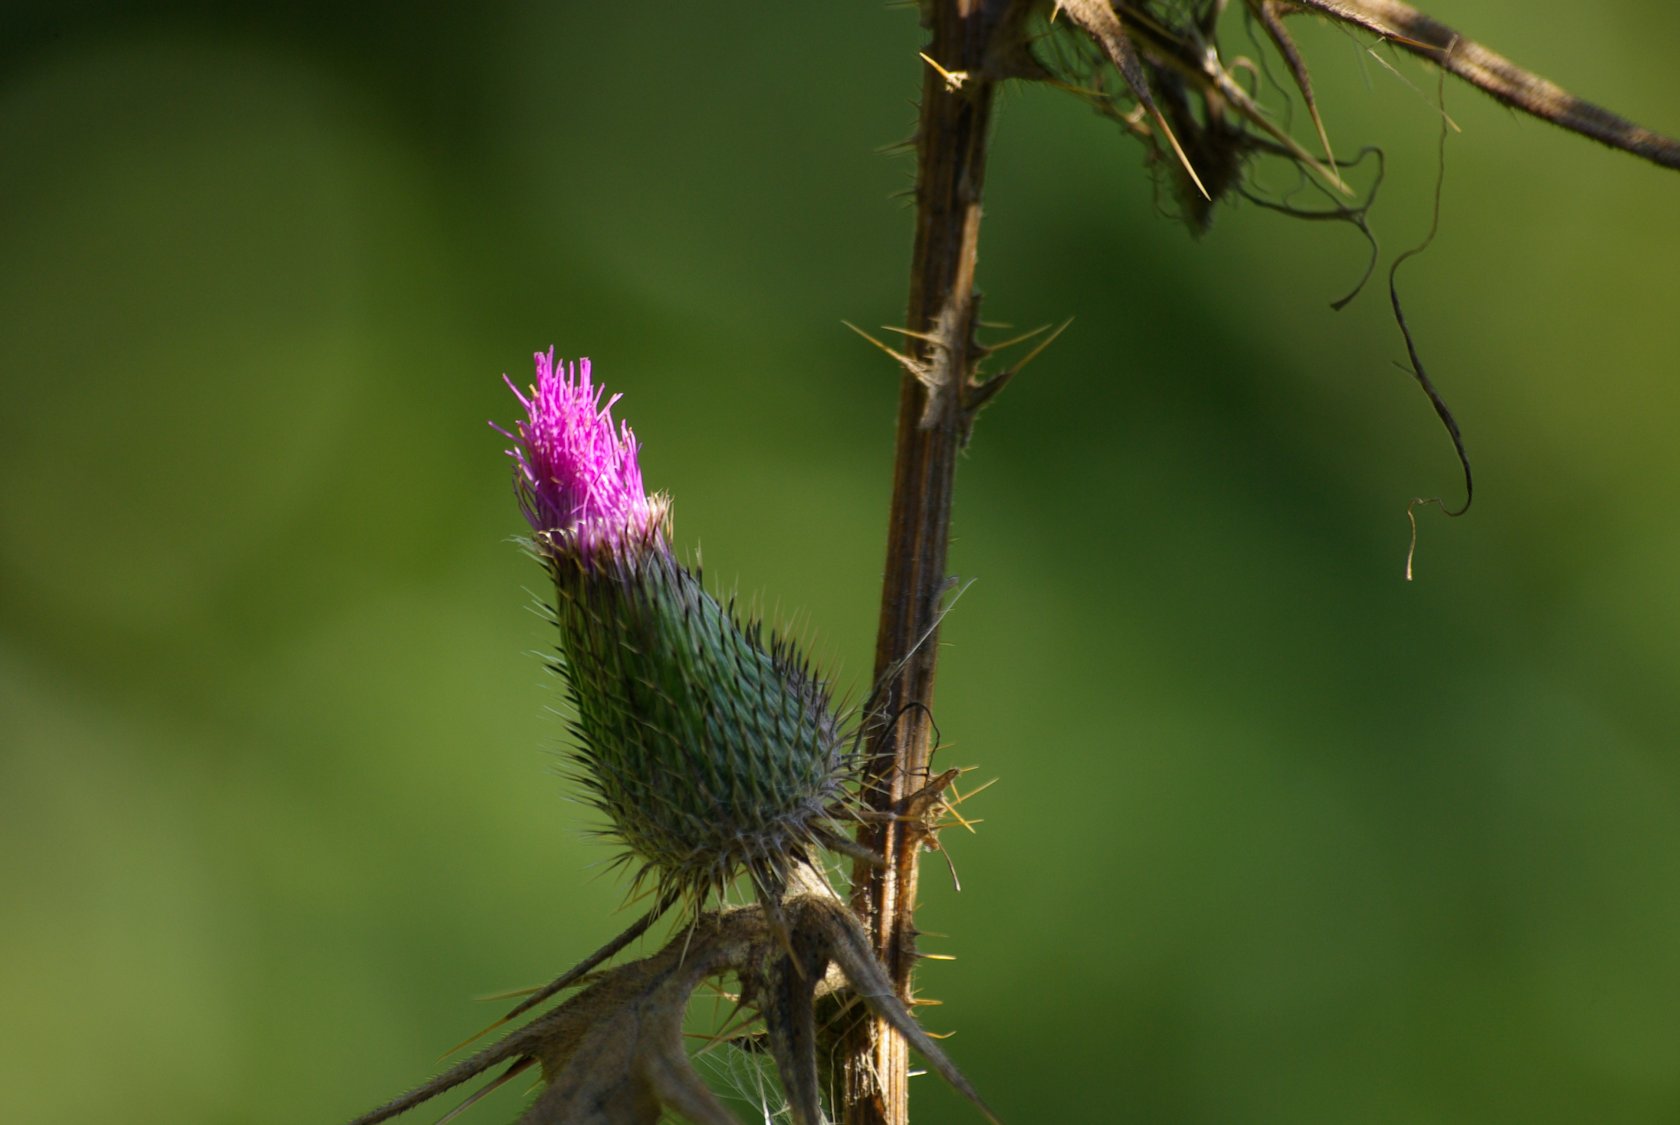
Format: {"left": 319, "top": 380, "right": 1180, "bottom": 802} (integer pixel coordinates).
{"left": 4, "top": 3, "right": 1680, "bottom": 1122}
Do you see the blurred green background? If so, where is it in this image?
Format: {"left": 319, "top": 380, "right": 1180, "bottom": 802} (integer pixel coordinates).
{"left": 4, "top": 2, "right": 1680, "bottom": 1122}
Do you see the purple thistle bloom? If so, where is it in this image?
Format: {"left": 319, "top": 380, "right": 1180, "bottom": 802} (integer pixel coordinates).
{"left": 494, "top": 347, "right": 854, "bottom": 909}
{"left": 498, "top": 349, "right": 663, "bottom": 561}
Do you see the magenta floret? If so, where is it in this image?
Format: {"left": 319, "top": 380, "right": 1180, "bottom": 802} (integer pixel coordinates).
{"left": 500, "top": 349, "right": 659, "bottom": 557}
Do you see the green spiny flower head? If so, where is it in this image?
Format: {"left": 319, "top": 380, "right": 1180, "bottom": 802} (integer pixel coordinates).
{"left": 501, "top": 349, "right": 854, "bottom": 906}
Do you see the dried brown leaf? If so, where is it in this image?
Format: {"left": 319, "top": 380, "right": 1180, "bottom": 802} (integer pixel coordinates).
{"left": 347, "top": 896, "right": 994, "bottom": 1125}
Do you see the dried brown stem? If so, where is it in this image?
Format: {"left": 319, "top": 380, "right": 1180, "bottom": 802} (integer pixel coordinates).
{"left": 839, "top": 3, "right": 1031, "bottom": 1124}
{"left": 1296, "top": 0, "right": 1680, "bottom": 169}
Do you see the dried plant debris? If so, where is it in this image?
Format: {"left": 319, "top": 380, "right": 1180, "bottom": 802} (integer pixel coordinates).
{"left": 1026, "top": 0, "right": 1678, "bottom": 561}
{"left": 1393, "top": 74, "right": 1473, "bottom": 579}
{"left": 1039, "top": 0, "right": 1679, "bottom": 230}
{"left": 345, "top": 893, "right": 996, "bottom": 1125}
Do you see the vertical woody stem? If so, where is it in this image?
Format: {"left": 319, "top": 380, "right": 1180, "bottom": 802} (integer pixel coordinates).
{"left": 843, "top": 3, "right": 1023, "bottom": 1122}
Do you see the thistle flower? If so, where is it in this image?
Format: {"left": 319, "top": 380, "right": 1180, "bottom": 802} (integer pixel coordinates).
{"left": 500, "top": 349, "right": 854, "bottom": 908}
{"left": 502, "top": 351, "right": 664, "bottom": 562}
